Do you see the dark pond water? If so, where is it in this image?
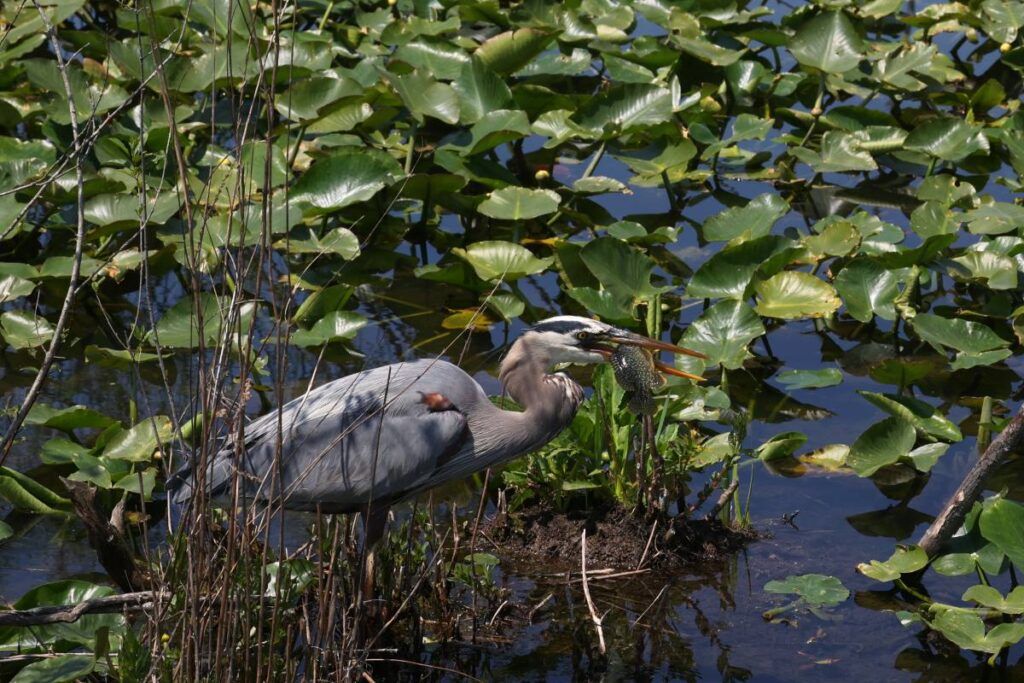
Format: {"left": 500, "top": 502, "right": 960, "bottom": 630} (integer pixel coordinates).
{"left": 2, "top": 169, "right": 1022, "bottom": 682}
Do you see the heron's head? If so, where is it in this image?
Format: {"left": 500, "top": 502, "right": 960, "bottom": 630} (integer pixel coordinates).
{"left": 521, "top": 316, "right": 707, "bottom": 380}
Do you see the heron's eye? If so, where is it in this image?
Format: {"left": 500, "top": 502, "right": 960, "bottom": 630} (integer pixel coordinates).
{"left": 576, "top": 331, "right": 589, "bottom": 341}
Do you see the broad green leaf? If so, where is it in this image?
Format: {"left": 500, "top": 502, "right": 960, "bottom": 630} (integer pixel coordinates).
{"left": 0, "top": 580, "right": 121, "bottom": 652}
{"left": 963, "top": 585, "right": 1024, "bottom": 615}
{"left": 950, "top": 251, "right": 1017, "bottom": 290}
{"left": 290, "top": 310, "right": 367, "bottom": 346}
{"left": 453, "top": 56, "right": 512, "bottom": 124}
{"left": 680, "top": 300, "right": 765, "bottom": 370}
{"left": 274, "top": 75, "right": 364, "bottom": 121}
{"left": 477, "top": 187, "right": 561, "bottom": 220}
{"left": 292, "top": 284, "right": 354, "bottom": 326}
{"left": 790, "top": 131, "right": 878, "bottom": 173}
{"left": 777, "top": 368, "right": 843, "bottom": 390}
{"left": 575, "top": 84, "right": 673, "bottom": 133}
{"left": 0, "top": 275, "right": 34, "bottom": 303}
{"left": 846, "top": 417, "right": 917, "bottom": 477}
{"left": 26, "top": 404, "right": 118, "bottom": 432}
{"left": 103, "top": 416, "right": 173, "bottom": 462}
{"left": 387, "top": 70, "right": 460, "bottom": 124}
{"left": 754, "top": 272, "right": 841, "bottom": 319}
{"left": 475, "top": 28, "right": 554, "bottom": 74}
{"left": 911, "top": 313, "right": 1008, "bottom": 354}
{"left": 0, "top": 311, "right": 54, "bottom": 349}
{"left": 905, "top": 118, "right": 989, "bottom": 161}
{"left": 113, "top": 467, "right": 157, "bottom": 497}
{"left": 804, "top": 220, "right": 860, "bottom": 257}
{"left": 10, "top": 654, "right": 95, "bottom": 683}
{"left": 980, "top": 498, "right": 1024, "bottom": 569}
{"left": 0, "top": 520, "right": 10, "bottom": 541}
{"left": 789, "top": 11, "right": 864, "bottom": 74}
{"left": 951, "top": 349, "right": 1013, "bottom": 370}
{"left": 393, "top": 40, "right": 469, "bottom": 81}
{"left": 928, "top": 605, "right": 1024, "bottom": 654}
{"left": 756, "top": 432, "right": 809, "bottom": 461}
{"left": 858, "top": 391, "right": 962, "bottom": 442}
{"left": 147, "top": 293, "right": 256, "bottom": 349}
{"left": 857, "top": 545, "right": 928, "bottom": 581}
{"left": 687, "top": 236, "right": 795, "bottom": 300}
{"left": 702, "top": 193, "right": 788, "bottom": 242}
{"left": 764, "top": 574, "right": 849, "bottom": 607}
{"left": 282, "top": 227, "right": 361, "bottom": 259}
{"left": 579, "top": 237, "right": 668, "bottom": 302}
{"left": 567, "top": 287, "right": 633, "bottom": 323}
{"left": 452, "top": 241, "right": 553, "bottom": 282}
{"left": 908, "top": 442, "right": 949, "bottom": 472}
{"left": 800, "top": 444, "right": 850, "bottom": 471}
{"left": 672, "top": 36, "right": 744, "bottom": 66}
{"left": 834, "top": 259, "right": 899, "bottom": 322}
{"left": 292, "top": 149, "right": 403, "bottom": 215}
{"left": 962, "top": 203, "right": 1024, "bottom": 235}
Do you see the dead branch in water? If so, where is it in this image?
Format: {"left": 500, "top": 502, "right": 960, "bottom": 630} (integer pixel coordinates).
{"left": 0, "top": 592, "right": 159, "bottom": 627}
{"left": 917, "top": 402, "right": 1024, "bottom": 557}
{"left": 61, "top": 480, "right": 152, "bottom": 592}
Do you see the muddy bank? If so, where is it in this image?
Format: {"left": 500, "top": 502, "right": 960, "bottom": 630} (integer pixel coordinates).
{"left": 486, "top": 503, "right": 759, "bottom": 572}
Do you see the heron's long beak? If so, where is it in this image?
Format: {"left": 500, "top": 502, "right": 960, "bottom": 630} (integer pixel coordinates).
{"left": 605, "top": 331, "right": 708, "bottom": 382}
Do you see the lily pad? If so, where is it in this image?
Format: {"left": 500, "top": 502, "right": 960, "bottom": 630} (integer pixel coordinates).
{"left": 754, "top": 272, "right": 841, "bottom": 319}
{"left": 477, "top": 187, "right": 561, "bottom": 220}
{"left": 453, "top": 241, "right": 554, "bottom": 282}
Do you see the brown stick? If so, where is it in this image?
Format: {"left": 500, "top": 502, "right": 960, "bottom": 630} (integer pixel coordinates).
{"left": 917, "top": 402, "right": 1024, "bottom": 557}
{"left": 61, "top": 480, "right": 152, "bottom": 592}
{"left": 0, "top": 592, "right": 160, "bottom": 627}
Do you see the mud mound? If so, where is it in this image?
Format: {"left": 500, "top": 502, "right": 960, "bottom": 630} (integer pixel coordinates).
{"left": 487, "top": 503, "right": 758, "bottom": 571}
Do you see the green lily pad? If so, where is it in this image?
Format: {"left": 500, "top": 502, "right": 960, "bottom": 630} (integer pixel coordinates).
{"left": 9, "top": 654, "right": 95, "bottom": 682}
{"left": 477, "top": 187, "right": 561, "bottom": 220}
{"left": 453, "top": 240, "right": 554, "bottom": 282}
{"left": 756, "top": 432, "right": 809, "bottom": 461}
{"left": 777, "top": 368, "right": 843, "bottom": 390}
{"left": 1, "top": 311, "right": 54, "bottom": 349}
{"left": 702, "top": 193, "right": 789, "bottom": 242}
{"left": 290, "top": 310, "right": 367, "bottom": 347}
{"left": 910, "top": 313, "right": 1008, "bottom": 354}
{"left": 834, "top": 258, "right": 899, "bottom": 322}
{"left": 857, "top": 545, "right": 929, "bottom": 581}
{"left": 291, "top": 149, "right": 403, "bottom": 214}
{"left": 754, "top": 272, "right": 841, "bottom": 319}
{"left": 858, "top": 391, "right": 962, "bottom": 442}
{"left": 789, "top": 11, "right": 864, "bottom": 74}
{"left": 979, "top": 497, "right": 1024, "bottom": 570}
{"left": 680, "top": 300, "right": 765, "bottom": 370}
{"left": 846, "top": 416, "right": 917, "bottom": 477}
{"left": 764, "top": 573, "right": 849, "bottom": 607}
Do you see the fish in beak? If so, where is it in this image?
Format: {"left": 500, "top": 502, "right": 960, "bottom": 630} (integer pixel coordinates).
{"left": 591, "top": 329, "right": 708, "bottom": 382}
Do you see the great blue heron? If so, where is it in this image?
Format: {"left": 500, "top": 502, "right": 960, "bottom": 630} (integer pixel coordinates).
{"left": 169, "top": 316, "right": 705, "bottom": 590}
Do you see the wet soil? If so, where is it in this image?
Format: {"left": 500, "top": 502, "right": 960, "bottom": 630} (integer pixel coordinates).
{"left": 485, "top": 502, "right": 760, "bottom": 572}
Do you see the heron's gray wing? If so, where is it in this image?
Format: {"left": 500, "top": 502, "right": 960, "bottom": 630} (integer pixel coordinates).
{"left": 182, "top": 362, "right": 472, "bottom": 512}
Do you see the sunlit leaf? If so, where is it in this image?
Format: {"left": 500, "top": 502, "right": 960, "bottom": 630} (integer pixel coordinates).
{"left": 477, "top": 187, "right": 561, "bottom": 220}
{"left": 764, "top": 573, "right": 849, "bottom": 606}
{"left": 857, "top": 545, "right": 928, "bottom": 581}
{"left": 0, "top": 311, "right": 54, "bottom": 349}
{"left": 291, "top": 149, "right": 403, "bottom": 214}
{"left": 789, "top": 11, "right": 864, "bottom": 74}
{"left": 452, "top": 241, "right": 554, "bottom": 282}
{"left": 834, "top": 259, "right": 899, "bottom": 322}
{"left": 910, "top": 313, "right": 1009, "bottom": 354}
{"left": 290, "top": 310, "right": 367, "bottom": 346}
{"left": 680, "top": 300, "right": 765, "bottom": 370}
{"left": 702, "top": 193, "right": 788, "bottom": 242}
{"left": 846, "top": 417, "right": 917, "bottom": 477}
{"left": 754, "top": 272, "right": 841, "bottom": 319}
{"left": 980, "top": 498, "right": 1024, "bottom": 570}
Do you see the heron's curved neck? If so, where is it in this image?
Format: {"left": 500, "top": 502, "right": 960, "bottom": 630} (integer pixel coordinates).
{"left": 498, "top": 337, "right": 581, "bottom": 425}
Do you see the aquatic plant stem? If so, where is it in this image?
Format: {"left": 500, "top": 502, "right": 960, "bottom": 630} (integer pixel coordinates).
{"left": 0, "top": 7, "right": 87, "bottom": 467}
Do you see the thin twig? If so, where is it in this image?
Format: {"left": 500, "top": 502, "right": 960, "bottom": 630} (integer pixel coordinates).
{"left": 0, "top": 4, "right": 88, "bottom": 467}
{"left": 580, "top": 530, "right": 606, "bottom": 656}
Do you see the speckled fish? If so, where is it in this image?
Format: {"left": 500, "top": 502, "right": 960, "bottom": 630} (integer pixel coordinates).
{"left": 611, "top": 345, "right": 665, "bottom": 415}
